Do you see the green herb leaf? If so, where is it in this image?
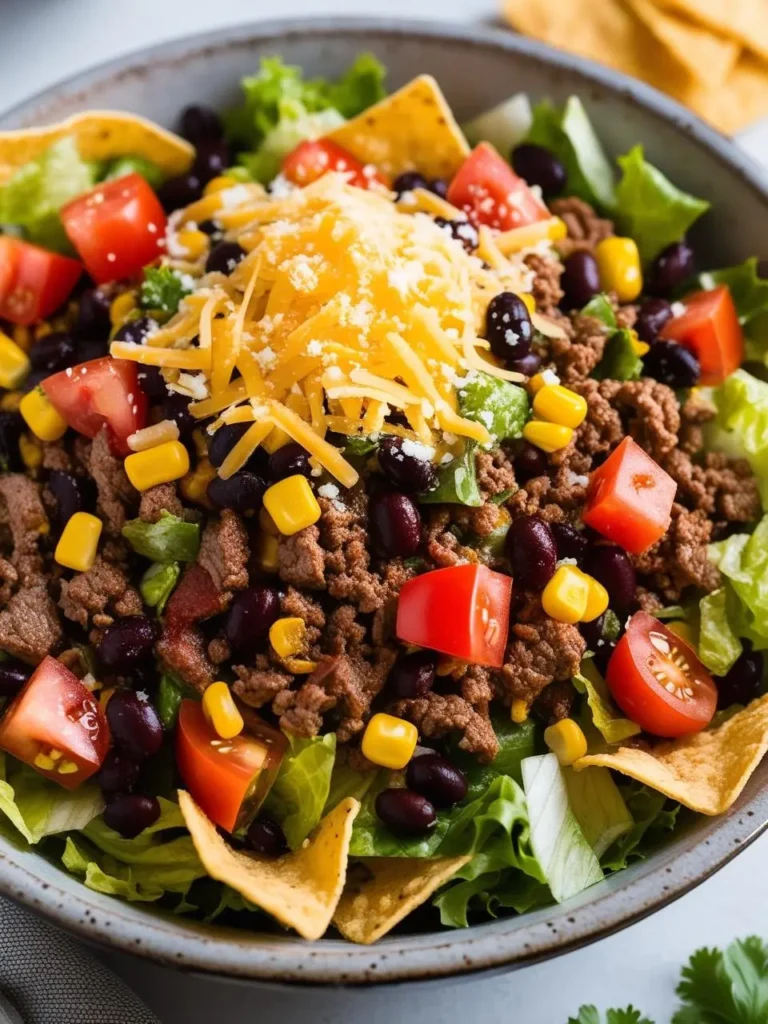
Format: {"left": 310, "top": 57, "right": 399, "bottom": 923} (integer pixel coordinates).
{"left": 122, "top": 511, "right": 200, "bottom": 562}
{"left": 343, "top": 435, "right": 379, "bottom": 457}
{"left": 140, "top": 561, "right": 180, "bottom": 614}
{"left": 103, "top": 155, "right": 165, "bottom": 189}
{"left": 673, "top": 936, "right": 768, "bottom": 1024}
{"left": 569, "top": 1008, "right": 654, "bottom": 1024}
{"left": 262, "top": 732, "right": 337, "bottom": 850}
{"left": 458, "top": 371, "right": 530, "bottom": 445}
{"left": 139, "top": 267, "right": 192, "bottom": 319}
{"left": 419, "top": 442, "right": 483, "bottom": 507}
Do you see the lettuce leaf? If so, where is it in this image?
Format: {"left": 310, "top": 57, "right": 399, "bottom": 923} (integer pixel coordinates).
{"left": 323, "top": 758, "right": 378, "bottom": 814}
{"left": 564, "top": 766, "right": 633, "bottom": 858}
{"left": 712, "top": 370, "right": 768, "bottom": 507}
{"left": 601, "top": 782, "right": 679, "bottom": 872}
{"left": 139, "top": 267, "right": 192, "bottom": 320}
{"left": 463, "top": 94, "right": 532, "bottom": 152}
{"left": 581, "top": 293, "right": 617, "bottom": 328}
{"left": 104, "top": 155, "right": 165, "bottom": 189}
{"left": 122, "top": 511, "right": 200, "bottom": 562}
{"left": 614, "top": 145, "right": 709, "bottom": 263}
{"left": 156, "top": 672, "right": 197, "bottom": 730}
{"left": 574, "top": 663, "right": 641, "bottom": 745}
{"left": 698, "top": 588, "right": 743, "bottom": 676}
{"left": 709, "top": 515, "right": 768, "bottom": 650}
{"left": 262, "top": 732, "right": 336, "bottom": 850}
{"left": 140, "top": 561, "right": 180, "bottom": 613}
{"left": 448, "top": 714, "right": 538, "bottom": 799}
{"left": 592, "top": 328, "right": 643, "bottom": 382}
{"left": 0, "top": 754, "right": 103, "bottom": 845}
{"left": 458, "top": 372, "right": 530, "bottom": 445}
{"left": 419, "top": 441, "right": 483, "bottom": 507}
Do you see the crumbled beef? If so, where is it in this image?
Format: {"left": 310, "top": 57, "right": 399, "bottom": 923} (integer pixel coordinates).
{"left": 476, "top": 448, "right": 516, "bottom": 499}
{"left": 600, "top": 378, "right": 680, "bottom": 460}
{"left": 272, "top": 677, "right": 336, "bottom": 737}
{"left": 549, "top": 314, "right": 610, "bottom": 384}
{"left": 679, "top": 389, "right": 716, "bottom": 454}
{"left": 497, "top": 605, "right": 586, "bottom": 705}
{"left": 636, "top": 586, "right": 664, "bottom": 613}
{"left": 197, "top": 509, "right": 249, "bottom": 595}
{"left": 41, "top": 441, "right": 72, "bottom": 472}
{"left": 545, "top": 459, "right": 590, "bottom": 511}
{"left": 633, "top": 504, "right": 721, "bottom": 601}
{"left": 0, "top": 557, "right": 18, "bottom": 605}
{"left": 390, "top": 693, "right": 499, "bottom": 762}
{"left": 139, "top": 483, "right": 183, "bottom": 523}
{"left": 0, "top": 474, "right": 48, "bottom": 581}
{"left": 59, "top": 556, "right": 143, "bottom": 629}
{"left": 208, "top": 637, "right": 230, "bottom": 664}
{"left": 278, "top": 525, "right": 326, "bottom": 589}
{"left": 280, "top": 586, "right": 325, "bottom": 656}
{"left": 615, "top": 304, "right": 638, "bottom": 330}
{"left": 524, "top": 253, "right": 563, "bottom": 312}
{"left": 157, "top": 625, "right": 214, "bottom": 692}
{"left": 0, "top": 584, "right": 61, "bottom": 663}
{"left": 664, "top": 449, "right": 761, "bottom": 525}
{"left": 424, "top": 508, "right": 474, "bottom": 567}
{"left": 57, "top": 648, "right": 90, "bottom": 678}
{"left": 531, "top": 680, "right": 577, "bottom": 725}
{"left": 156, "top": 563, "right": 225, "bottom": 690}
{"left": 572, "top": 378, "right": 624, "bottom": 458}
{"left": 551, "top": 196, "right": 614, "bottom": 257}
{"left": 453, "top": 501, "right": 506, "bottom": 540}
{"left": 89, "top": 428, "right": 136, "bottom": 535}
{"left": 233, "top": 656, "right": 293, "bottom": 708}
{"left": 506, "top": 475, "right": 566, "bottom": 523}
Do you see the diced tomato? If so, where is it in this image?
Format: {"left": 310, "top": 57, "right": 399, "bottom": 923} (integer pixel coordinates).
{"left": 282, "top": 139, "right": 389, "bottom": 190}
{"left": 396, "top": 564, "right": 512, "bottom": 669}
{"left": 0, "top": 656, "right": 109, "bottom": 789}
{"left": 660, "top": 285, "right": 743, "bottom": 385}
{"left": 176, "top": 699, "right": 287, "bottom": 833}
{"left": 0, "top": 237, "right": 82, "bottom": 326}
{"left": 607, "top": 611, "right": 717, "bottom": 738}
{"left": 60, "top": 173, "right": 166, "bottom": 284}
{"left": 41, "top": 356, "right": 147, "bottom": 455}
{"left": 583, "top": 437, "right": 676, "bottom": 555}
{"left": 447, "top": 143, "right": 550, "bottom": 231}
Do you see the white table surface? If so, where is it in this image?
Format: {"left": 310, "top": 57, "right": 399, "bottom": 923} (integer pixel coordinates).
{"left": 3, "top": 1, "right": 768, "bottom": 1020}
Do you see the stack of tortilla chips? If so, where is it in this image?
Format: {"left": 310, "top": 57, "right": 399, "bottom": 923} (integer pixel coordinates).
{"left": 503, "top": 0, "right": 768, "bottom": 134}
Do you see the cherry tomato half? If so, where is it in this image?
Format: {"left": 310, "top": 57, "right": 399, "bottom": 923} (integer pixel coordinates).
{"left": 606, "top": 611, "right": 717, "bottom": 738}
{"left": 282, "top": 139, "right": 389, "bottom": 190}
{"left": 447, "top": 143, "right": 550, "bottom": 231}
{"left": 660, "top": 285, "right": 743, "bottom": 386}
{"left": 0, "top": 237, "right": 82, "bottom": 326}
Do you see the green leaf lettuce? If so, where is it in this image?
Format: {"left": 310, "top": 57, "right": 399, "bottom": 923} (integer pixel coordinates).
{"left": 262, "top": 732, "right": 337, "bottom": 850}
{"left": 122, "top": 511, "right": 200, "bottom": 562}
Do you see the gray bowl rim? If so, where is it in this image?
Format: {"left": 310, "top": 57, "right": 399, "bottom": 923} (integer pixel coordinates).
{"left": 2, "top": 14, "right": 768, "bottom": 988}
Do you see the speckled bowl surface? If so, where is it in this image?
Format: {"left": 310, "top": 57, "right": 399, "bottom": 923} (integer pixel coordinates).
{"left": 1, "top": 17, "right": 768, "bottom": 987}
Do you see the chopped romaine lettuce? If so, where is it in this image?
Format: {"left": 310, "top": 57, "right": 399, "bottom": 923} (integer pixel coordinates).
{"left": 593, "top": 328, "right": 643, "bottom": 381}
{"left": 581, "top": 293, "right": 617, "bottom": 327}
{"left": 709, "top": 515, "right": 768, "bottom": 651}
{"left": 156, "top": 672, "right": 197, "bottom": 731}
{"left": 712, "top": 369, "right": 768, "bottom": 508}
{"left": 574, "top": 664, "right": 641, "bottom": 745}
{"left": 323, "top": 759, "right": 378, "bottom": 814}
{"left": 349, "top": 771, "right": 451, "bottom": 858}
{"left": 140, "top": 561, "right": 180, "bottom": 614}
{"left": 104, "top": 155, "right": 165, "bottom": 189}
{"left": 419, "top": 441, "right": 483, "bottom": 507}
{"left": 463, "top": 93, "right": 533, "bottom": 153}
{"left": 601, "top": 782, "right": 679, "bottom": 872}
{"left": 262, "top": 732, "right": 337, "bottom": 850}
{"left": 122, "top": 511, "right": 200, "bottom": 562}
{"left": 238, "top": 108, "right": 345, "bottom": 185}
{"left": 0, "top": 753, "right": 103, "bottom": 845}
{"left": 564, "top": 765, "right": 633, "bottom": 858}
{"left": 613, "top": 145, "right": 710, "bottom": 263}
{"left": 139, "top": 267, "right": 192, "bottom": 320}
{"left": 458, "top": 372, "right": 530, "bottom": 445}
{"left": 698, "top": 588, "right": 743, "bottom": 676}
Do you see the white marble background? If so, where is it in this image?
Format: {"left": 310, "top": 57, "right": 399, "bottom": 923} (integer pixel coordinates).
{"left": 2, "top": 1, "right": 768, "bottom": 1021}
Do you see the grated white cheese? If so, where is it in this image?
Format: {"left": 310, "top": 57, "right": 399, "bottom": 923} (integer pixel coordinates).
{"left": 401, "top": 439, "right": 436, "bottom": 461}
{"left": 317, "top": 483, "right": 340, "bottom": 499}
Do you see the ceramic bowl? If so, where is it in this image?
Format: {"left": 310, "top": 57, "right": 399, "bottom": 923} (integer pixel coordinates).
{"left": 1, "top": 17, "right": 768, "bottom": 986}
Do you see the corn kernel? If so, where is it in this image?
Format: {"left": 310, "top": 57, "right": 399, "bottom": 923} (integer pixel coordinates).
{"left": 1, "top": 391, "right": 23, "bottom": 412}
{"left": 55, "top": 512, "right": 103, "bottom": 572}
{"left": 270, "top": 617, "right": 306, "bottom": 659}
{"left": 19, "top": 433, "right": 43, "bottom": 470}
{"left": 578, "top": 570, "right": 610, "bottom": 623}
{"left": 257, "top": 533, "right": 280, "bottom": 573}
{"left": 191, "top": 428, "right": 208, "bottom": 458}
{"left": 177, "top": 229, "right": 209, "bottom": 261}
{"left": 179, "top": 457, "right": 217, "bottom": 507}
{"left": 202, "top": 681, "right": 244, "bottom": 740}
{"left": 628, "top": 329, "right": 650, "bottom": 357}
{"left": 12, "top": 325, "right": 32, "bottom": 351}
{"left": 595, "top": 236, "right": 643, "bottom": 303}
{"left": 544, "top": 718, "right": 588, "bottom": 766}
{"left": 20, "top": 388, "right": 68, "bottom": 442}
{"left": 361, "top": 713, "right": 418, "bottom": 770}
{"left": 0, "top": 331, "right": 30, "bottom": 389}
{"left": 542, "top": 565, "right": 589, "bottom": 624}
{"left": 263, "top": 474, "right": 321, "bottom": 536}
{"left": 124, "top": 440, "right": 190, "bottom": 491}
{"left": 436, "top": 656, "right": 468, "bottom": 678}
{"left": 522, "top": 420, "right": 573, "bottom": 453}
{"left": 99, "top": 687, "right": 115, "bottom": 711}
{"left": 33, "top": 752, "right": 56, "bottom": 772}
{"left": 35, "top": 323, "right": 53, "bottom": 341}
{"left": 533, "top": 384, "right": 588, "bottom": 429}
{"left": 204, "top": 175, "right": 238, "bottom": 196}
{"left": 57, "top": 760, "right": 79, "bottom": 775}
{"left": 519, "top": 293, "right": 536, "bottom": 315}
{"left": 510, "top": 699, "right": 529, "bottom": 723}
{"left": 109, "top": 290, "right": 138, "bottom": 329}
{"left": 283, "top": 657, "right": 318, "bottom": 674}
{"left": 259, "top": 507, "right": 280, "bottom": 536}
{"left": 668, "top": 620, "right": 695, "bottom": 646}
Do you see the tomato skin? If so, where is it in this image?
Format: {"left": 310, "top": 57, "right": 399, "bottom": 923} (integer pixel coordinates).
{"left": 660, "top": 285, "right": 743, "bottom": 385}
{"left": 42, "top": 356, "right": 147, "bottom": 455}
{"left": 447, "top": 143, "right": 550, "bottom": 231}
{"left": 583, "top": 437, "right": 677, "bottom": 555}
{"left": 0, "top": 656, "right": 109, "bottom": 789}
{"left": 282, "top": 139, "right": 388, "bottom": 190}
{"left": 396, "top": 564, "right": 512, "bottom": 668}
{"left": 60, "top": 173, "right": 166, "bottom": 284}
{"left": 0, "top": 238, "right": 82, "bottom": 326}
{"left": 607, "top": 611, "right": 717, "bottom": 738}
{"left": 176, "top": 700, "right": 287, "bottom": 833}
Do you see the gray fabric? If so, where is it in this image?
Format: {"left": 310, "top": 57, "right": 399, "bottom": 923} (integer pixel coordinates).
{"left": 0, "top": 898, "right": 159, "bottom": 1024}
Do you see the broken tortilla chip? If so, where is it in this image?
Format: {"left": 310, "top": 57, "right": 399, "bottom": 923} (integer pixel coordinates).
{"left": 574, "top": 693, "right": 768, "bottom": 815}
{"left": 179, "top": 790, "right": 359, "bottom": 941}
{"left": 654, "top": 0, "right": 768, "bottom": 63}
{"left": 0, "top": 111, "right": 194, "bottom": 185}
{"left": 333, "top": 855, "right": 471, "bottom": 945}
{"left": 327, "top": 75, "right": 470, "bottom": 181}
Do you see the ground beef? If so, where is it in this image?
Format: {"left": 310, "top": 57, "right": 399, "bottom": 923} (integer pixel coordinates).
{"left": 0, "top": 474, "right": 48, "bottom": 582}
{"left": 678, "top": 389, "right": 716, "bottom": 454}
{"left": 41, "top": 441, "right": 72, "bottom": 472}
{"left": 233, "top": 657, "right": 293, "bottom": 708}
{"left": 0, "top": 557, "right": 18, "bottom": 605}
{"left": 197, "top": 509, "right": 249, "bottom": 595}
{"left": 278, "top": 525, "right": 326, "bottom": 589}
{"left": 600, "top": 378, "right": 680, "bottom": 460}
{"left": 497, "top": 605, "right": 586, "bottom": 706}
{"left": 89, "top": 428, "right": 137, "bottom": 535}
{"left": 452, "top": 501, "right": 506, "bottom": 540}
{"left": 57, "top": 648, "right": 90, "bottom": 677}
{"left": 424, "top": 508, "right": 476, "bottom": 567}
{"left": 280, "top": 586, "right": 325, "bottom": 657}
{"left": 0, "top": 584, "right": 61, "bottom": 663}
{"left": 506, "top": 475, "right": 567, "bottom": 523}
{"left": 139, "top": 483, "right": 183, "bottom": 523}
{"left": 633, "top": 504, "right": 721, "bottom": 601}
{"left": 531, "top": 680, "right": 577, "bottom": 725}
{"left": 664, "top": 449, "right": 761, "bottom": 525}
{"left": 549, "top": 314, "right": 610, "bottom": 383}
{"left": 476, "top": 448, "right": 516, "bottom": 499}
{"left": 157, "top": 625, "right": 214, "bottom": 692}
{"left": 59, "top": 556, "right": 143, "bottom": 629}
{"left": 524, "top": 253, "right": 563, "bottom": 312}
{"left": 615, "top": 304, "right": 639, "bottom": 330}
{"left": 208, "top": 637, "right": 230, "bottom": 664}
{"left": 391, "top": 693, "right": 499, "bottom": 762}
{"left": 551, "top": 196, "right": 614, "bottom": 257}
{"left": 572, "top": 378, "right": 624, "bottom": 457}
{"left": 156, "top": 563, "right": 226, "bottom": 690}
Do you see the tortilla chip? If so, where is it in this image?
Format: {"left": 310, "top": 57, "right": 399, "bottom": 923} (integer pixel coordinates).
{"left": 0, "top": 111, "right": 194, "bottom": 185}
{"left": 678, "top": 55, "right": 768, "bottom": 135}
{"left": 333, "top": 855, "right": 471, "bottom": 945}
{"left": 654, "top": 0, "right": 768, "bottom": 63}
{"left": 179, "top": 791, "right": 359, "bottom": 941}
{"left": 327, "top": 75, "right": 470, "bottom": 180}
{"left": 574, "top": 693, "right": 768, "bottom": 814}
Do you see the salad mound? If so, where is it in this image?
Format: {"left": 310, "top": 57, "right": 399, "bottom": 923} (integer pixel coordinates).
{"left": 0, "top": 54, "right": 766, "bottom": 944}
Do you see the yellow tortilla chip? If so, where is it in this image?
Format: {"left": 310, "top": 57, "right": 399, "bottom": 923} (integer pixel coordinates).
{"left": 333, "top": 855, "right": 471, "bottom": 945}
{"left": 574, "top": 693, "right": 768, "bottom": 814}
{"left": 327, "top": 75, "right": 470, "bottom": 180}
{"left": 179, "top": 791, "right": 359, "bottom": 941}
{"left": 0, "top": 111, "right": 194, "bottom": 185}
{"left": 679, "top": 55, "right": 768, "bottom": 135}
{"left": 654, "top": 0, "right": 768, "bottom": 63}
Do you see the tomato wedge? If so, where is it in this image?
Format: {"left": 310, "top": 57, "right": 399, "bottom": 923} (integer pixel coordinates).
{"left": 660, "top": 285, "right": 743, "bottom": 385}
{"left": 60, "top": 173, "right": 166, "bottom": 284}
{"left": 281, "top": 139, "right": 389, "bottom": 190}
{"left": 606, "top": 611, "right": 717, "bottom": 737}
{"left": 583, "top": 437, "right": 677, "bottom": 555}
{"left": 42, "top": 356, "right": 147, "bottom": 455}
{"left": 447, "top": 143, "right": 550, "bottom": 231}
{"left": 396, "top": 564, "right": 512, "bottom": 668}
{"left": 0, "top": 237, "right": 82, "bottom": 326}
{"left": 0, "top": 656, "right": 109, "bottom": 789}
{"left": 176, "top": 699, "right": 287, "bottom": 833}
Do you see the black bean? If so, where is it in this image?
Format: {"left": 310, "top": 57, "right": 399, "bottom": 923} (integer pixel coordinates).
{"left": 406, "top": 753, "right": 468, "bottom": 809}
{"left": 162, "top": 392, "right": 196, "bottom": 436}
{"left": 106, "top": 689, "right": 164, "bottom": 761}
{"left": 103, "top": 793, "right": 161, "bottom": 839}
{"left": 28, "top": 332, "right": 76, "bottom": 375}
{"left": 369, "top": 492, "right": 421, "bottom": 558}
{"left": 76, "top": 338, "right": 110, "bottom": 364}
{"left": 22, "top": 369, "right": 49, "bottom": 394}
{"left": 180, "top": 105, "right": 224, "bottom": 145}
{"left": 550, "top": 522, "right": 588, "bottom": 564}
{"left": 375, "top": 788, "right": 436, "bottom": 836}
{"left": 225, "top": 584, "right": 281, "bottom": 656}
{"left": 648, "top": 241, "right": 695, "bottom": 296}
{"left": 506, "top": 515, "right": 557, "bottom": 590}
{"left": 433, "top": 216, "right": 479, "bottom": 253}
{"left": 198, "top": 218, "right": 222, "bottom": 239}
{"left": 267, "top": 442, "right": 311, "bottom": 482}
{"left": 96, "top": 749, "right": 141, "bottom": 795}
{"left": 205, "top": 241, "right": 246, "bottom": 276}
{"left": 717, "top": 649, "right": 764, "bottom": 709}
{"left": 208, "top": 422, "right": 249, "bottom": 468}
{"left": 137, "top": 366, "right": 168, "bottom": 402}
{"left": 246, "top": 815, "right": 287, "bottom": 856}
{"left": 579, "top": 614, "right": 607, "bottom": 651}
{"left": 158, "top": 173, "right": 204, "bottom": 213}
{"left": 378, "top": 436, "right": 437, "bottom": 493}
{"left": 505, "top": 351, "right": 541, "bottom": 377}
{"left": 511, "top": 143, "right": 567, "bottom": 198}
{"left": 207, "top": 470, "right": 266, "bottom": 513}
{"left": 513, "top": 440, "right": 548, "bottom": 482}
{"left": 99, "top": 616, "right": 158, "bottom": 672}
{"left": 430, "top": 179, "right": 449, "bottom": 199}
{"left": 113, "top": 316, "right": 154, "bottom": 346}
{"left": 393, "top": 171, "right": 429, "bottom": 195}
{"left": 388, "top": 650, "right": 436, "bottom": 699}
{"left": 0, "top": 657, "right": 31, "bottom": 698}
{"left": 0, "top": 412, "right": 23, "bottom": 472}
{"left": 193, "top": 140, "right": 230, "bottom": 186}
{"left": 74, "top": 289, "right": 111, "bottom": 342}
{"left": 635, "top": 298, "right": 673, "bottom": 343}
{"left": 584, "top": 545, "right": 636, "bottom": 609}
{"left": 642, "top": 340, "right": 700, "bottom": 389}
{"left": 48, "top": 470, "right": 94, "bottom": 534}
{"left": 560, "top": 251, "right": 601, "bottom": 310}
{"left": 485, "top": 292, "right": 533, "bottom": 364}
